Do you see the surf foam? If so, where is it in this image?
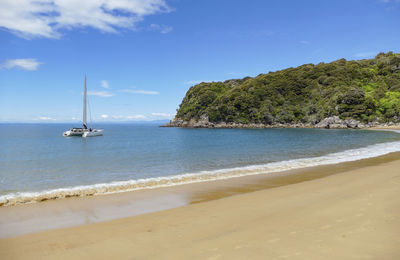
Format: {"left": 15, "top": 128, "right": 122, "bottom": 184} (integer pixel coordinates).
{"left": 2, "top": 140, "right": 400, "bottom": 206}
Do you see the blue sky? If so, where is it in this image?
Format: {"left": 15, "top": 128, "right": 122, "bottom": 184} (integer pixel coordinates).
{"left": 0, "top": 0, "right": 399, "bottom": 123}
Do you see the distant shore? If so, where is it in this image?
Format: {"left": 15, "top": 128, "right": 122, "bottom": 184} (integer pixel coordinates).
{"left": 1, "top": 151, "right": 400, "bottom": 259}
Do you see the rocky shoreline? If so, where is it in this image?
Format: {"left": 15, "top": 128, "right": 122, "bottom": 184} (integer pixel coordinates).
{"left": 163, "top": 115, "right": 400, "bottom": 129}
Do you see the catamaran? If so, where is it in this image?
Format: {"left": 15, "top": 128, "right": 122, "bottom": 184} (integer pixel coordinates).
{"left": 63, "top": 76, "right": 103, "bottom": 137}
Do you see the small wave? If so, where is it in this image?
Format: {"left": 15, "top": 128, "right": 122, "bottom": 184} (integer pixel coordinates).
{"left": 2, "top": 140, "right": 400, "bottom": 207}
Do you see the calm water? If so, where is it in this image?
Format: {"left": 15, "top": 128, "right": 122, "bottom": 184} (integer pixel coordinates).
{"left": 1, "top": 123, "right": 400, "bottom": 203}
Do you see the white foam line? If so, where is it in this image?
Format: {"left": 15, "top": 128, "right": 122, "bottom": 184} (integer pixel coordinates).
{"left": 2, "top": 139, "right": 400, "bottom": 207}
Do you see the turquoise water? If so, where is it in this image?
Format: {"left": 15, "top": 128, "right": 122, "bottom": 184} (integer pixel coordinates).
{"left": 1, "top": 123, "right": 400, "bottom": 205}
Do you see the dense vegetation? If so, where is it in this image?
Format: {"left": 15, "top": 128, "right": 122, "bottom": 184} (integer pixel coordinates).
{"left": 175, "top": 52, "right": 400, "bottom": 125}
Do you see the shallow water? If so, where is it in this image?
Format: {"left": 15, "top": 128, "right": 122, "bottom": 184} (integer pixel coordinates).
{"left": 1, "top": 123, "right": 400, "bottom": 205}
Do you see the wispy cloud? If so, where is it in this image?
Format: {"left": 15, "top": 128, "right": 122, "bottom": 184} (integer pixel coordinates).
{"left": 151, "top": 112, "right": 172, "bottom": 118}
{"left": 99, "top": 113, "right": 171, "bottom": 121}
{"left": 38, "top": 116, "right": 54, "bottom": 120}
{"left": 1, "top": 58, "right": 41, "bottom": 71}
{"left": 126, "top": 115, "right": 146, "bottom": 119}
{"left": 110, "top": 115, "right": 147, "bottom": 120}
{"left": 88, "top": 91, "right": 114, "bottom": 97}
{"left": 101, "top": 80, "right": 109, "bottom": 89}
{"left": 0, "top": 0, "right": 172, "bottom": 39}
{"left": 354, "top": 51, "right": 378, "bottom": 58}
{"left": 149, "top": 23, "right": 173, "bottom": 34}
{"left": 120, "top": 89, "right": 160, "bottom": 95}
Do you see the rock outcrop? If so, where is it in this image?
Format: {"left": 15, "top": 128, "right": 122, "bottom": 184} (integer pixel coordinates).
{"left": 164, "top": 116, "right": 393, "bottom": 129}
{"left": 163, "top": 115, "right": 400, "bottom": 129}
{"left": 314, "top": 116, "right": 361, "bottom": 129}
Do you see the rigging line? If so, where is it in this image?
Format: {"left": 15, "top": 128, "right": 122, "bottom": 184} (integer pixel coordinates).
{"left": 87, "top": 95, "right": 93, "bottom": 125}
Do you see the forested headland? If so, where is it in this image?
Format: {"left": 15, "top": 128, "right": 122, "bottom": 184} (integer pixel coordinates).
{"left": 167, "top": 52, "right": 400, "bottom": 128}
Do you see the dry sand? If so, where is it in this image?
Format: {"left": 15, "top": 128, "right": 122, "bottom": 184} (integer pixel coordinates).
{"left": 1, "top": 158, "right": 400, "bottom": 259}
{"left": 370, "top": 125, "right": 400, "bottom": 130}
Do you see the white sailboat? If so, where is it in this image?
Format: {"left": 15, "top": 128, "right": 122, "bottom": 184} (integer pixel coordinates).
{"left": 63, "top": 76, "right": 103, "bottom": 137}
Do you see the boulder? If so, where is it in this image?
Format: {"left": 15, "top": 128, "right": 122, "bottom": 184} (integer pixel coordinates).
{"left": 344, "top": 119, "right": 360, "bottom": 129}
{"left": 315, "top": 116, "right": 361, "bottom": 129}
{"left": 164, "top": 118, "right": 184, "bottom": 127}
{"left": 330, "top": 123, "right": 347, "bottom": 129}
{"left": 315, "top": 116, "right": 342, "bottom": 128}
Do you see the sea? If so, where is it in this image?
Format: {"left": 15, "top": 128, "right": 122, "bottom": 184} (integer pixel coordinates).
{"left": 1, "top": 123, "right": 400, "bottom": 206}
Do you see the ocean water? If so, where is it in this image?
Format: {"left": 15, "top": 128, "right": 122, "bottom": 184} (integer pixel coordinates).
{"left": 1, "top": 123, "right": 400, "bottom": 206}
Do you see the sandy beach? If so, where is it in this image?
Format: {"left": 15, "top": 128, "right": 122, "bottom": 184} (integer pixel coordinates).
{"left": 1, "top": 0, "right": 399, "bottom": 258}
{"left": 1, "top": 152, "right": 400, "bottom": 259}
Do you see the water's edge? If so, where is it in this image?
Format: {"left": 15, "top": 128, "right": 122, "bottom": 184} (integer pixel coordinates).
{"left": 2, "top": 130, "right": 400, "bottom": 207}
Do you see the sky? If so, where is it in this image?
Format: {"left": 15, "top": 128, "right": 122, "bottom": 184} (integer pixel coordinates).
{"left": 0, "top": 0, "right": 399, "bottom": 123}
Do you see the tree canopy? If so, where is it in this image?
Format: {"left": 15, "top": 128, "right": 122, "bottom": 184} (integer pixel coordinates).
{"left": 176, "top": 52, "right": 400, "bottom": 124}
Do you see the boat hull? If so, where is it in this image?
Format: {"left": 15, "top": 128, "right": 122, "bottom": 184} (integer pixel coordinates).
{"left": 63, "top": 129, "right": 85, "bottom": 137}
{"left": 82, "top": 129, "right": 103, "bottom": 137}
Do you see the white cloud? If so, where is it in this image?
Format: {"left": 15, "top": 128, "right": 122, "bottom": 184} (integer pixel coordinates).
{"left": 1, "top": 58, "right": 41, "bottom": 70}
{"left": 354, "top": 51, "right": 378, "bottom": 58}
{"left": 149, "top": 23, "right": 173, "bottom": 34}
{"left": 110, "top": 115, "right": 146, "bottom": 120}
{"left": 120, "top": 89, "right": 160, "bottom": 95}
{"left": 88, "top": 90, "right": 114, "bottom": 97}
{"left": 100, "top": 114, "right": 109, "bottom": 119}
{"left": 39, "top": 116, "right": 54, "bottom": 120}
{"left": 126, "top": 115, "right": 146, "bottom": 120}
{"left": 299, "top": 40, "right": 310, "bottom": 45}
{"left": 101, "top": 80, "right": 109, "bottom": 89}
{"left": 151, "top": 112, "right": 172, "bottom": 118}
{"left": 0, "top": 0, "right": 172, "bottom": 39}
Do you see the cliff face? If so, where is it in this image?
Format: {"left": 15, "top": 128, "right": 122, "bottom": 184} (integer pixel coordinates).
{"left": 168, "top": 52, "right": 400, "bottom": 128}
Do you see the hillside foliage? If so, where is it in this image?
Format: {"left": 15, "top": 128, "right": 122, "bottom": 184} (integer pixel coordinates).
{"left": 176, "top": 52, "right": 400, "bottom": 124}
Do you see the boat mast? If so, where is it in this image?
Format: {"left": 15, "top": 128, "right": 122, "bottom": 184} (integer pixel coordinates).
{"left": 83, "top": 75, "right": 87, "bottom": 129}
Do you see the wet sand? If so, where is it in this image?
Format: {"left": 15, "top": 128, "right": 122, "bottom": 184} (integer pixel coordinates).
{"left": 1, "top": 153, "right": 400, "bottom": 259}
{"left": 1, "top": 151, "right": 399, "bottom": 238}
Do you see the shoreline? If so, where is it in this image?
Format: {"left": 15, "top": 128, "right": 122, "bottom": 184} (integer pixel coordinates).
{"left": 1, "top": 150, "right": 400, "bottom": 239}
{"left": 2, "top": 132, "right": 400, "bottom": 207}
{"left": 1, "top": 151, "right": 400, "bottom": 259}
{"left": 162, "top": 115, "right": 400, "bottom": 130}
{"left": 162, "top": 120, "right": 400, "bottom": 129}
